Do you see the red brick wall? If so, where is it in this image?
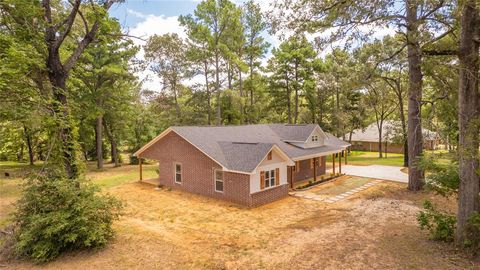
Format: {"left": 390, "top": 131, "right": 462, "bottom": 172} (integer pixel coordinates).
{"left": 249, "top": 184, "right": 289, "bottom": 207}
{"left": 140, "top": 131, "right": 287, "bottom": 207}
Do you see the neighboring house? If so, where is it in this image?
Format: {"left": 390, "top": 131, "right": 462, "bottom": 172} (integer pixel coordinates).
{"left": 134, "top": 124, "right": 350, "bottom": 207}
{"left": 349, "top": 121, "right": 440, "bottom": 154}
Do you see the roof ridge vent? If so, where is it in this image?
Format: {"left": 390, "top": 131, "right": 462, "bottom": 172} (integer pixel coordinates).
{"left": 231, "top": 142, "right": 259, "bottom": 145}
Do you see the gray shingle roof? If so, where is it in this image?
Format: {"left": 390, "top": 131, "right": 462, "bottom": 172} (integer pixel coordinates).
{"left": 218, "top": 142, "right": 273, "bottom": 173}
{"left": 268, "top": 124, "right": 317, "bottom": 142}
{"left": 325, "top": 132, "right": 351, "bottom": 148}
{"left": 169, "top": 124, "right": 347, "bottom": 173}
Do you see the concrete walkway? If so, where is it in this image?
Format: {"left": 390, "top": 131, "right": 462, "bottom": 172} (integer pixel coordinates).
{"left": 290, "top": 179, "right": 383, "bottom": 203}
{"left": 341, "top": 165, "right": 408, "bottom": 183}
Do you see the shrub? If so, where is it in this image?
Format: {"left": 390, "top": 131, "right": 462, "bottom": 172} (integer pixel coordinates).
{"left": 11, "top": 171, "right": 123, "bottom": 262}
{"left": 417, "top": 200, "right": 456, "bottom": 242}
{"left": 419, "top": 156, "right": 459, "bottom": 196}
{"left": 129, "top": 155, "right": 139, "bottom": 165}
{"left": 463, "top": 212, "right": 480, "bottom": 254}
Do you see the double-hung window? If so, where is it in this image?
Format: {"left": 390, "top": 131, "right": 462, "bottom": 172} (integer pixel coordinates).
{"left": 264, "top": 169, "right": 276, "bottom": 188}
{"left": 214, "top": 169, "right": 224, "bottom": 192}
{"left": 174, "top": 163, "right": 182, "bottom": 183}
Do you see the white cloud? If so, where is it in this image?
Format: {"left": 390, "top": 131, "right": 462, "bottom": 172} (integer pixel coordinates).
{"left": 124, "top": 10, "right": 187, "bottom": 92}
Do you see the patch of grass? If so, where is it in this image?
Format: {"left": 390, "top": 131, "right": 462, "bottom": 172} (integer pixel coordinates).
{"left": 327, "top": 151, "right": 405, "bottom": 166}
{"left": 327, "top": 150, "right": 454, "bottom": 168}
{"left": 88, "top": 164, "right": 158, "bottom": 188}
{"left": 0, "top": 178, "right": 23, "bottom": 198}
{"left": 0, "top": 161, "right": 41, "bottom": 179}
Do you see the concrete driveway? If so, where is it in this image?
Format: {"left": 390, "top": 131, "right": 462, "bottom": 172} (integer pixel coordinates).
{"left": 341, "top": 165, "right": 408, "bottom": 183}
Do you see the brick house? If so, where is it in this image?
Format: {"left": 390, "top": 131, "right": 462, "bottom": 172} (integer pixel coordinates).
{"left": 134, "top": 124, "right": 350, "bottom": 207}
{"left": 349, "top": 121, "right": 440, "bottom": 154}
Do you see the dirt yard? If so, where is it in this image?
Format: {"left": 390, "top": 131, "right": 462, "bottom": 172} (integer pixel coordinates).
{"left": 2, "top": 173, "right": 478, "bottom": 270}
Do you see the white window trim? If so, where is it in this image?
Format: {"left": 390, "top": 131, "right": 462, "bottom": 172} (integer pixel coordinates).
{"left": 214, "top": 168, "right": 224, "bottom": 193}
{"left": 174, "top": 162, "right": 182, "bottom": 184}
{"left": 263, "top": 169, "right": 277, "bottom": 189}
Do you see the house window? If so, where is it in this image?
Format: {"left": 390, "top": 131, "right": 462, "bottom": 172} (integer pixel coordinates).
{"left": 267, "top": 151, "right": 272, "bottom": 160}
{"left": 214, "top": 169, "right": 223, "bottom": 192}
{"left": 174, "top": 163, "right": 182, "bottom": 183}
{"left": 264, "top": 169, "right": 276, "bottom": 188}
{"left": 312, "top": 135, "right": 318, "bottom": 142}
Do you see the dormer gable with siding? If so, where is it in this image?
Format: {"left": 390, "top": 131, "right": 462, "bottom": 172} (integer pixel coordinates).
{"left": 287, "top": 126, "right": 326, "bottom": 149}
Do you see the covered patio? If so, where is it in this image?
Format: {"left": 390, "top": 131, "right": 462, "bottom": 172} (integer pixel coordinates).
{"left": 288, "top": 147, "right": 350, "bottom": 189}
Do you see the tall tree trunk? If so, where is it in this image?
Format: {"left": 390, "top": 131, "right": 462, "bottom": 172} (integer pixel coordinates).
{"left": 49, "top": 72, "right": 79, "bottom": 178}
{"left": 95, "top": 116, "right": 103, "bottom": 169}
{"left": 396, "top": 78, "right": 409, "bottom": 167}
{"left": 238, "top": 66, "right": 244, "bottom": 123}
{"left": 250, "top": 56, "right": 254, "bottom": 108}
{"left": 294, "top": 61, "right": 299, "bottom": 124}
{"left": 103, "top": 120, "right": 119, "bottom": 167}
{"left": 42, "top": 0, "right": 113, "bottom": 178}
{"left": 455, "top": 0, "right": 480, "bottom": 245}
{"left": 215, "top": 51, "right": 221, "bottom": 125}
{"left": 406, "top": 1, "right": 424, "bottom": 191}
{"left": 204, "top": 60, "right": 211, "bottom": 125}
{"left": 336, "top": 85, "right": 340, "bottom": 136}
{"left": 378, "top": 121, "right": 383, "bottom": 158}
{"left": 172, "top": 81, "right": 181, "bottom": 123}
{"left": 227, "top": 62, "right": 232, "bottom": 90}
{"left": 286, "top": 70, "right": 292, "bottom": 124}
{"left": 17, "top": 143, "right": 24, "bottom": 162}
{"left": 23, "top": 125, "right": 34, "bottom": 165}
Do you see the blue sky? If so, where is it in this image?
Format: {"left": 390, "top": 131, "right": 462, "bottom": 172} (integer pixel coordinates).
{"left": 109, "top": 1, "right": 198, "bottom": 31}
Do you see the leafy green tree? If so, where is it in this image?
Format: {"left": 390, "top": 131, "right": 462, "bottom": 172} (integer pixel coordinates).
{"left": 354, "top": 36, "right": 409, "bottom": 165}
{"left": 242, "top": 0, "right": 269, "bottom": 121}
{"left": 364, "top": 80, "right": 398, "bottom": 157}
{"left": 71, "top": 24, "right": 138, "bottom": 169}
{"left": 267, "top": 34, "right": 317, "bottom": 124}
{"left": 180, "top": 0, "right": 241, "bottom": 125}
{"left": 271, "top": 0, "right": 456, "bottom": 191}
{"left": 145, "top": 33, "right": 191, "bottom": 124}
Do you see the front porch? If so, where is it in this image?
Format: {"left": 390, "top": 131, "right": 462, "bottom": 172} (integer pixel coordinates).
{"left": 287, "top": 148, "right": 349, "bottom": 189}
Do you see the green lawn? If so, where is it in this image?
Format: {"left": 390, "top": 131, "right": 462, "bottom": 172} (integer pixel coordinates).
{"left": 327, "top": 151, "right": 405, "bottom": 166}
{"left": 327, "top": 150, "right": 454, "bottom": 167}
